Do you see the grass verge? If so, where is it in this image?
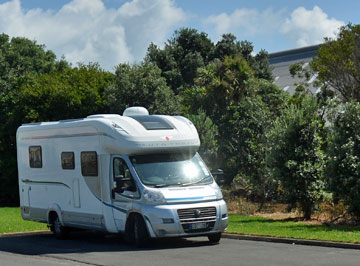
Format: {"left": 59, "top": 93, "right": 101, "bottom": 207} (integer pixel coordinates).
{"left": 0, "top": 207, "right": 48, "bottom": 234}
{"left": 227, "top": 215, "right": 360, "bottom": 243}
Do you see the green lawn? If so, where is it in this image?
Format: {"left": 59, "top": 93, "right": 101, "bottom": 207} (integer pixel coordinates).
{"left": 0, "top": 207, "right": 48, "bottom": 234}
{"left": 2, "top": 208, "right": 360, "bottom": 243}
{"left": 228, "top": 215, "right": 360, "bottom": 243}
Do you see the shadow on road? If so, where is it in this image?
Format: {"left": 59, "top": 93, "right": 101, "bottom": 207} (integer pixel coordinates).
{"left": 0, "top": 231, "right": 216, "bottom": 255}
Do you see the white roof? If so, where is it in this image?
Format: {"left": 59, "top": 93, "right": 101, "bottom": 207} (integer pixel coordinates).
{"left": 17, "top": 107, "right": 200, "bottom": 155}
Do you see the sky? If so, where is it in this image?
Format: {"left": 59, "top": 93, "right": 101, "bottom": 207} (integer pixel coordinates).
{"left": 0, "top": 0, "right": 358, "bottom": 71}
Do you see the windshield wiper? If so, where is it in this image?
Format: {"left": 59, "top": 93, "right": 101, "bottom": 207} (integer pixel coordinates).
{"left": 154, "top": 184, "right": 169, "bottom": 188}
{"left": 181, "top": 176, "right": 210, "bottom": 187}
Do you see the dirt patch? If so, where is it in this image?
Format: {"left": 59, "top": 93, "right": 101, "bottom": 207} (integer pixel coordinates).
{"left": 225, "top": 197, "right": 353, "bottom": 225}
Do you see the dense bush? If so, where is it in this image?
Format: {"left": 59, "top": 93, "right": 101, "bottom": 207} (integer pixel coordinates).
{"left": 326, "top": 101, "right": 360, "bottom": 216}
{"left": 267, "top": 97, "right": 325, "bottom": 219}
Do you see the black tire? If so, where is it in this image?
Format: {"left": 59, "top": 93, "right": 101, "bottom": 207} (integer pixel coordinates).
{"left": 51, "top": 215, "right": 67, "bottom": 239}
{"left": 208, "top": 232, "right": 221, "bottom": 243}
{"left": 134, "top": 215, "right": 150, "bottom": 247}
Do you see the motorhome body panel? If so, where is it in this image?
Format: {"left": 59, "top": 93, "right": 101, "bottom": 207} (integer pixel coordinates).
{"left": 17, "top": 125, "right": 107, "bottom": 230}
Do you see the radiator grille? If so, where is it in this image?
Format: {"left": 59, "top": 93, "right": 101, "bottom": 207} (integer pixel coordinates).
{"left": 177, "top": 207, "right": 216, "bottom": 233}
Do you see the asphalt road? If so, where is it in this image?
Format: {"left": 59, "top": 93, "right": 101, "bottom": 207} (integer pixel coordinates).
{"left": 0, "top": 232, "right": 359, "bottom": 266}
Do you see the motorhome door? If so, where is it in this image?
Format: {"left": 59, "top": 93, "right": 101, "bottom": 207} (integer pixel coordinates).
{"left": 111, "top": 156, "right": 139, "bottom": 232}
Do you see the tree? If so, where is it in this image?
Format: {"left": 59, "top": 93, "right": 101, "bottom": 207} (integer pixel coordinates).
{"left": 182, "top": 56, "right": 254, "bottom": 120}
{"left": 147, "top": 29, "right": 273, "bottom": 94}
{"left": 267, "top": 97, "right": 325, "bottom": 219}
{"left": 212, "top": 33, "right": 241, "bottom": 60}
{"left": 18, "top": 63, "right": 113, "bottom": 122}
{"left": 146, "top": 28, "right": 214, "bottom": 93}
{"left": 326, "top": 101, "right": 360, "bottom": 216}
{"left": 212, "top": 34, "right": 273, "bottom": 80}
{"left": 182, "top": 55, "right": 288, "bottom": 199}
{"left": 105, "top": 62, "right": 181, "bottom": 115}
{"left": 222, "top": 98, "right": 272, "bottom": 203}
{"left": 311, "top": 24, "right": 360, "bottom": 102}
{"left": 0, "top": 34, "right": 68, "bottom": 206}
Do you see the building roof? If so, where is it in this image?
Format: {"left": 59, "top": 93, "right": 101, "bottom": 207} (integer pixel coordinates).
{"left": 269, "top": 44, "right": 321, "bottom": 95}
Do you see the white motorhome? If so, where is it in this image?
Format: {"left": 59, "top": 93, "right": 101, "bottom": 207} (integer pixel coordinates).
{"left": 17, "top": 107, "right": 228, "bottom": 245}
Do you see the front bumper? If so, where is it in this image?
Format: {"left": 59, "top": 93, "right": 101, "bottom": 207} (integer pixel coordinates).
{"left": 140, "top": 199, "right": 228, "bottom": 238}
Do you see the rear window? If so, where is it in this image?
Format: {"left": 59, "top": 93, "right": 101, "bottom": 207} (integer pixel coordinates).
{"left": 29, "top": 146, "right": 42, "bottom": 168}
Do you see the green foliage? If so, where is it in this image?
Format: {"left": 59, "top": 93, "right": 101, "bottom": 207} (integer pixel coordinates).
{"left": 18, "top": 63, "right": 113, "bottom": 122}
{"left": 183, "top": 56, "right": 254, "bottom": 120}
{"left": 267, "top": 97, "right": 325, "bottom": 219}
{"left": 146, "top": 28, "right": 213, "bottom": 93}
{"left": 289, "top": 61, "right": 335, "bottom": 106}
{"left": 183, "top": 55, "right": 287, "bottom": 202}
{"left": 105, "top": 62, "right": 181, "bottom": 115}
{"left": 0, "top": 34, "right": 66, "bottom": 206}
{"left": 249, "top": 78, "right": 289, "bottom": 119}
{"left": 147, "top": 29, "right": 273, "bottom": 94}
{"left": 326, "top": 101, "right": 360, "bottom": 216}
{"left": 222, "top": 98, "right": 270, "bottom": 199}
{"left": 312, "top": 24, "right": 360, "bottom": 101}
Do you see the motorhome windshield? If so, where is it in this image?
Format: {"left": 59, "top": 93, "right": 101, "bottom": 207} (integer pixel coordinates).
{"left": 130, "top": 153, "right": 213, "bottom": 187}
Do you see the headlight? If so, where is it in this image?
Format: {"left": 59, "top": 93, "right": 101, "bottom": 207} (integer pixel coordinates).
{"left": 215, "top": 188, "right": 223, "bottom": 200}
{"left": 142, "top": 188, "right": 166, "bottom": 205}
{"left": 211, "top": 183, "right": 223, "bottom": 200}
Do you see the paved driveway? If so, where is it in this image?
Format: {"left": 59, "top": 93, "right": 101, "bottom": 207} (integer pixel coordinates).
{"left": 0, "top": 232, "right": 359, "bottom": 266}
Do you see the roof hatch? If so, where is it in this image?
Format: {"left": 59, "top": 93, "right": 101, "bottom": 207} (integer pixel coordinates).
{"left": 130, "top": 115, "right": 175, "bottom": 130}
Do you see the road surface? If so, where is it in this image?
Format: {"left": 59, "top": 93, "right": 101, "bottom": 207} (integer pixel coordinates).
{"left": 0, "top": 232, "right": 359, "bottom": 266}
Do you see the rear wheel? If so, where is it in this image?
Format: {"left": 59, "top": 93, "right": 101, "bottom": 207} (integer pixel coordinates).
{"left": 134, "top": 215, "right": 150, "bottom": 247}
{"left": 51, "top": 215, "right": 67, "bottom": 239}
{"left": 208, "top": 232, "right": 221, "bottom": 243}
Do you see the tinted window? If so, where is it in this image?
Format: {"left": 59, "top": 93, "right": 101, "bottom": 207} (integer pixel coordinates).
{"left": 81, "top": 151, "right": 98, "bottom": 176}
{"left": 61, "top": 152, "right": 75, "bottom": 170}
{"left": 29, "top": 146, "right": 42, "bottom": 168}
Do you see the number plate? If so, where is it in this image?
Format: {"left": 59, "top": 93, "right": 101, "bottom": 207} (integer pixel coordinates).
{"left": 189, "top": 222, "right": 207, "bottom": 230}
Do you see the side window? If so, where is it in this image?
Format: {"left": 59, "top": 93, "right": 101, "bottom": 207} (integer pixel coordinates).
{"left": 81, "top": 151, "right": 98, "bottom": 176}
{"left": 61, "top": 152, "right": 75, "bottom": 170}
{"left": 29, "top": 146, "right": 42, "bottom": 168}
{"left": 113, "top": 158, "right": 137, "bottom": 193}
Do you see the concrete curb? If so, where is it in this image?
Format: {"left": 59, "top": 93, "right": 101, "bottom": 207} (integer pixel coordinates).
{"left": 0, "top": 230, "right": 50, "bottom": 238}
{"left": 222, "top": 233, "right": 360, "bottom": 250}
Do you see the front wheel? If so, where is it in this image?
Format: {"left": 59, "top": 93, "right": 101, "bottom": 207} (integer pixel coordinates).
{"left": 208, "top": 232, "right": 221, "bottom": 243}
{"left": 134, "top": 215, "right": 150, "bottom": 247}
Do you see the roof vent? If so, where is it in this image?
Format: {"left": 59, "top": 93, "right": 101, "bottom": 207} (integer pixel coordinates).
{"left": 123, "top": 106, "right": 149, "bottom": 117}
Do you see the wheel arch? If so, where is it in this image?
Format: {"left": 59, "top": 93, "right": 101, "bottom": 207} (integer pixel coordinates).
{"left": 47, "top": 204, "right": 63, "bottom": 225}
{"left": 125, "top": 211, "right": 156, "bottom": 238}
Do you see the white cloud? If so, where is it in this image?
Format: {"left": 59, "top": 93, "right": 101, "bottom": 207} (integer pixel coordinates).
{"left": 204, "top": 8, "right": 284, "bottom": 39}
{"left": 281, "top": 6, "right": 344, "bottom": 47}
{"left": 0, "top": 0, "right": 186, "bottom": 70}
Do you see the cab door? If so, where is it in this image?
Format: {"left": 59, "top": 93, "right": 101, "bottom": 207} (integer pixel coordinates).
{"left": 111, "top": 156, "right": 139, "bottom": 232}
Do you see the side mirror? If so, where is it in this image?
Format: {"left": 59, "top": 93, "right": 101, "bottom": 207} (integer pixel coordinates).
{"left": 112, "top": 177, "right": 125, "bottom": 198}
{"left": 211, "top": 169, "right": 225, "bottom": 184}
{"left": 112, "top": 176, "right": 136, "bottom": 198}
